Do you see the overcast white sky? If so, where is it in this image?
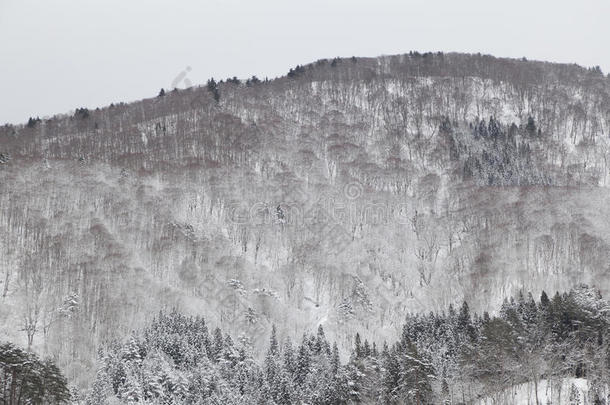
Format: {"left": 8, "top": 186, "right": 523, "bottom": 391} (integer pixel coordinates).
{"left": 0, "top": 0, "right": 608, "bottom": 125}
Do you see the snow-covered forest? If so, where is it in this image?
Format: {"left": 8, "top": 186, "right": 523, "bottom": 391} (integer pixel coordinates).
{"left": 1, "top": 52, "right": 610, "bottom": 402}
{"left": 79, "top": 285, "right": 610, "bottom": 404}
{"left": 4, "top": 285, "right": 608, "bottom": 403}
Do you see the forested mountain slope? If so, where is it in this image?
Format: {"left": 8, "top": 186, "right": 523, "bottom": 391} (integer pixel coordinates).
{"left": 0, "top": 52, "right": 609, "bottom": 387}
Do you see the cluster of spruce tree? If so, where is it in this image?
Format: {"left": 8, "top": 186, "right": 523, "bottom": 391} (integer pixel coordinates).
{"left": 206, "top": 79, "right": 220, "bottom": 103}
{"left": 0, "top": 342, "right": 70, "bottom": 404}
{"left": 445, "top": 116, "right": 552, "bottom": 186}
{"left": 403, "top": 285, "right": 610, "bottom": 403}
{"left": 85, "top": 310, "right": 436, "bottom": 404}
{"left": 25, "top": 116, "right": 41, "bottom": 128}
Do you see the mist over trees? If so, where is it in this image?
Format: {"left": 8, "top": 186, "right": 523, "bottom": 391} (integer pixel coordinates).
{"left": 0, "top": 52, "right": 609, "bottom": 393}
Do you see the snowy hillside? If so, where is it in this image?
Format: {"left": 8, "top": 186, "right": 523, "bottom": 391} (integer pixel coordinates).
{"left": 0, "top": 52, "right": 609, "bottom": 391}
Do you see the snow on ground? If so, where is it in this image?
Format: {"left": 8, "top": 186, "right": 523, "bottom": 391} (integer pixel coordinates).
{"left": 478, "top": 378, "right": 592, "bottom": 405}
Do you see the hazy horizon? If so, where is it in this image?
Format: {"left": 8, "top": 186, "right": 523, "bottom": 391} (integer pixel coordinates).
{"left": 1, "top": 0, "right": 609, "bottom": 125}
